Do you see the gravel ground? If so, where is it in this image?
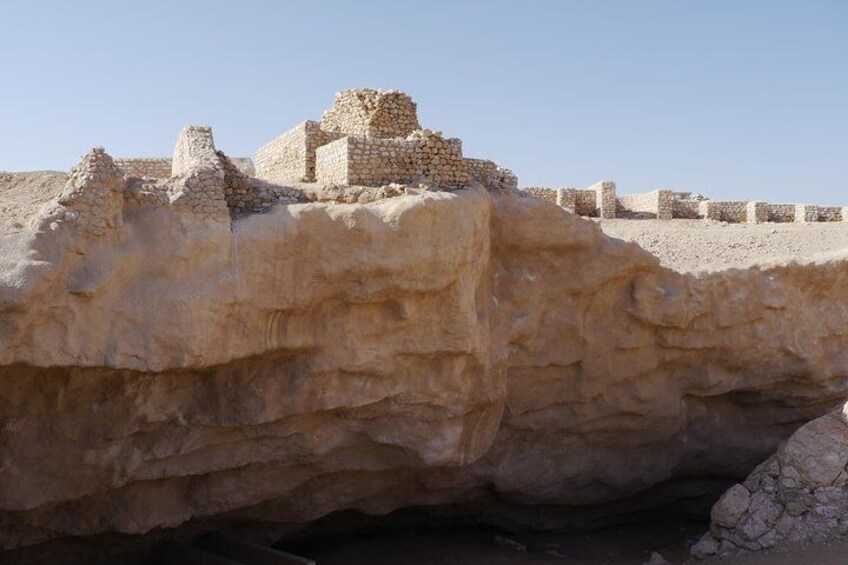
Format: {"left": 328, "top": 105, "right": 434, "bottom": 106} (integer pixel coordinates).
{"left": 0, "top": 171, "right": 67, "bottom": 232}
{"left": 599, "top": 219, "right": 848, "bottom": 272}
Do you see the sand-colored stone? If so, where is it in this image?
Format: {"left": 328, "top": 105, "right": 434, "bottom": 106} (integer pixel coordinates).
{"left": 1, "top": 172, "right": 848, "bottom": 552}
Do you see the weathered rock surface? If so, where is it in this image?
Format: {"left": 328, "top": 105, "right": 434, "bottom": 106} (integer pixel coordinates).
{"left": 2, "top": 151, "right": 848, "bottom": 551}
{"left": 692, "top": 402, "right": 848, "bottom": 558}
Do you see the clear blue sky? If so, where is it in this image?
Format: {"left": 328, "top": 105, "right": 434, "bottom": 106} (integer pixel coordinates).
{"left": 1, "top": 1, "right": 845, "bottom": 203}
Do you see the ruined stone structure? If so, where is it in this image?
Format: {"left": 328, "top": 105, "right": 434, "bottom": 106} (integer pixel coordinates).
{"left": 255, "top": 88, "right": 513, "bottom": 190}
{"left": 525, "top": 183, "right": 848, "bottom": 224}
{"left": 114, "top": 157, "right": 254, "bottom": 179}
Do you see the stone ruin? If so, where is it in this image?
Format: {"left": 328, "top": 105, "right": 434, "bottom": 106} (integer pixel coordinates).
{"left": 522, "top": 184, "right": 848, "bottom": 223}
{"left": 254, "top": 88, "right": 516, "bottom": 191}
{"left": 42, "top": 88, "right": 519, "bottom": 237}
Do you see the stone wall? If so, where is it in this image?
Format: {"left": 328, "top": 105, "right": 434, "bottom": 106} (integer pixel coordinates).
{"left": 321, "top": 89, "right": 420, "bottom": 138}
{"left": 465, "top": 159, "right": 497, "bottom": 188}
{"left": 522, "top": 187, "right": 557, "bottom": 203}
{"left": 255, "top": 121, "right": 343, "bottom": 184}
{"left": 113, "top": 158, "right": 172, "bottom": 179}
{"left": 115, "top": 157, "right": 254, "bottom": 180}
{"left": 409, "top": 130, "right": 469, "bottom": 188}
{"left": 617, "top": 190, "right": 673, "bottom": 220}
{"left": 672, "top": 198, "right": 701, "bottom": 219}
{"left": 818, "top": 206, "right": 842, "bottom": 222}
{"left": 587, "top": 181, "right": 616, "bottom": 219}
{"left": 316, "top": 136, "right": 419, "bottom": 186}
{"left": 315, "top": 131, "right": 471, "bottom": 189}
{"left": 747, "top": 201, "right": 769, "bottom": 223}
{"left": 700, "top": 201, "right": 748, "bottom": 223}
{"left": 767, "top": 204, "right": 795, "bottom": 222}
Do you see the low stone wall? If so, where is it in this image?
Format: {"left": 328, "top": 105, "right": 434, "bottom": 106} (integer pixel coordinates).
{"left": 818, "top": 206, "right": 842, "bottom": 222}
{"left": 115, "top": 157, "right": 254, "bottom": 180}
{"left": 587, "top": 181, "right": 616, "bottom": 219}
{"left": 747, "top": 201, "right": 768, "bottom": 223}
{"left": 672, "top": 198, "right": 701, "bottom": 219}
{"left": 522, "top": 187, "right": 557, "bottom": 203}
{"left": 255, "top": 121, "right": 343, "bottom": 183}
{"left": 466, "top": 158, "right": 498, "bottom": 187}
{"left": 316, "top": 136, "right": 419, "bottom": 186}
{"left": 409, "top": 130, "right": 468, "bottom": 187}
{"left": 617, "top": 190, "right": 673, "bottom": 220}
{"left": 700, "top": 201, "right": 748, "bottom": 223}
{"left": 314, "top": 137, "right": 351, "bottom": 185}
{"left": 114, "top": 159, "right": 172, "bottom": 179}
{"left": 766, "top": 204, "right": 795, "bottom": 222}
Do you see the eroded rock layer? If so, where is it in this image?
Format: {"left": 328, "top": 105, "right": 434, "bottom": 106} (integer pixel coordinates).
{"left": 1, "top": 160, "right": 847, "bottom": 550}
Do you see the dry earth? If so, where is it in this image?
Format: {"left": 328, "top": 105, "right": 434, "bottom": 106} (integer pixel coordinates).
{"left": 599, "top": 219, "right": 848, "bottom": 272}
{"left": 0, "top": 171, "right": 67, "bottom": 232}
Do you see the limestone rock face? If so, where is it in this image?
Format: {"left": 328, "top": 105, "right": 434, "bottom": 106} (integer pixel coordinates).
{"left": 2, "top": 184, "right": 848, "bottom": 550}
{"left": 693, "top": 403, "right": 848, "bottom": 558}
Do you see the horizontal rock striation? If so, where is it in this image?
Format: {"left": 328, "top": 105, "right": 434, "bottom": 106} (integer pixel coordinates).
{"left": 1, "top": 171, "right": 848, "bottom": 551}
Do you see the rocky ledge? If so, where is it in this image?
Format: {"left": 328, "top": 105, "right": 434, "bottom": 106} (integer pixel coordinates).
{"left": 1, "top": 147, "right": 848, "bottom": 555}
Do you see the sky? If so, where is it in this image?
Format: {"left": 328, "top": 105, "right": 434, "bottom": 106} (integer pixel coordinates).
{"left": 0, "top": 1, "right": 845, "bottom": 203}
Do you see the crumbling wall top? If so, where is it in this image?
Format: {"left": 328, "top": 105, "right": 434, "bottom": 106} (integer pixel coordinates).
{"left": 321, "top": 88, "right": 421, "bottom": 138}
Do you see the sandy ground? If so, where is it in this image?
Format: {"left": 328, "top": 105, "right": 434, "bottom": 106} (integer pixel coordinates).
{"left": 599, "top": 219, "right": 848, "bottom": 272}
{"left": 0, "top": 171, "right": 67, "bottom": 232}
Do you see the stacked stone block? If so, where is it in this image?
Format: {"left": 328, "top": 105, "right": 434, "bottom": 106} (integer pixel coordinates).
{"left": 794, "top": 204, "right": 819, "bottom": 223}
{"left": 316, "top": 136, "right": 419, "bottom": 186}
{"left": 255, "top": 121, "right": 343, "bottom": 183}
{"left": 168, "top": 126, "right": 228, "bottom": 219}
{"left": 522, "top": 187, "right": 557, "bottom": 203}
{"left": 747, "top": 201, "right": 769, "bottom": 223}
{"left": 672, "top": 198, "right": 701, "bottom": 219}
{"left": 321, "top": 89, "right": 420, "bottom": 138}
{"left": 114, "top": 157, "right": 253, "bottom": 180}
{"left": 700, "top": 201, "right": 748, "bottom": 222}
{"left": 616, "top": 190, "right": 673, "bottom": 220}
{"left": 408, "top": 129, "right": 469, "bottom": 188}
{"left": 818, "top": 206, "right": 842, "bottom": 222}
{"left": 588, "top": 181, "right": 616, "bottom": 219}
{"left": 556, "top": 188, "right": 577, "bottom": 212}
{"left": 767, "top": 204, "right": 796, "bottom": 222}
{"left": 114, "top": 158, "right": 173, "bottom": 179}
{"left": 52, "top": 147, "right": 126, "bottom": 237}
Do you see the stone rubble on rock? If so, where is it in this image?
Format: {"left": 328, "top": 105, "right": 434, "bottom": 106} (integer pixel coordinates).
{"left": 692, "top": 402, "right": 848, "bottom": 559}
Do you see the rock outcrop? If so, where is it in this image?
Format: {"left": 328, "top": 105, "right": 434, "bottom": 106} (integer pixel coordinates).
{"left": 2, "top": 144, "right": 848, "bottom": 553}
{"left": 692, "top": 402, "right": 848, "bottom": 558}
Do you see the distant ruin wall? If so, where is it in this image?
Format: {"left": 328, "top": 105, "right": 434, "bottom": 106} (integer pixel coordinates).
{"left": 767, "top": 204, "right": 795, "bottom": 222}
{"left": 747, "top": 201, "right": 769, "bottom": 223}
{"left": 672, "top": 198, "right": 700, "bottom": 219}
{"left": 617, "top": 190, "right": 673, "bottom": 220}
{"left": 522, "top": 187, "right": 557, "bottom": 203}
{"left": 114, "top": 159, "right": 172, "bottom": 179}
{"left": 116, "top": 157, "right": 254, "bottom": 180}
{"left": 466, "top": 159, "right": 498, "bottom": 188}
{"left": 588, "top": 181, "right": 616, "bottom": 219}
{"left": 314, "top": 137, "right": 350, "bottom": 185}
{"left": 700, "top": 201, "right": 748, "bottom": 223}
